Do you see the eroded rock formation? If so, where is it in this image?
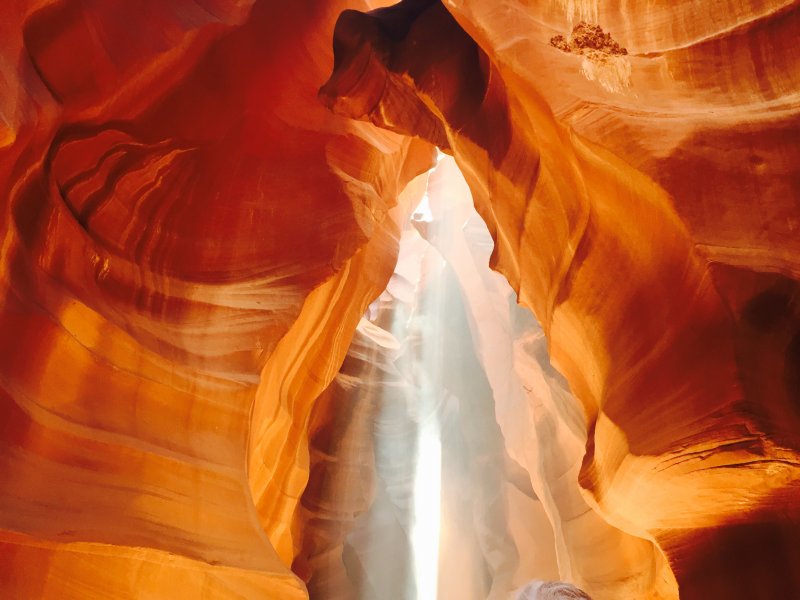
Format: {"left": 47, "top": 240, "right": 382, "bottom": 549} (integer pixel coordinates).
{"left": 0, "top": 1, "right": 431, "bottom": 597}
{"left": 295, "top": 158, "right": 566, "bottom": 599}
{"left": 321, "top": 0, "right": 800, "bottom": 598}
{"left": 1, "top": 0, "right": 799, "bottom": 598}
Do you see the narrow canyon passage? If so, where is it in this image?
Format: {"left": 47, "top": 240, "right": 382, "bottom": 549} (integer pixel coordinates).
{"left": 0, "top": 0, "right": 798, "bottom": 598}
{"left": 296, "top": 157, "right": 625, "bottom": 599}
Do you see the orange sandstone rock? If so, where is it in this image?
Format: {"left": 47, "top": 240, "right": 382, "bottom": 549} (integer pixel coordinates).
{"left": 0, "top": 1, "right": 431, "bottom": 598}
{"left": 321, "top": 0, "right": 800, "bottom": 598}
{"left": 1, "top": 0, "right": 799, "bottom": 598}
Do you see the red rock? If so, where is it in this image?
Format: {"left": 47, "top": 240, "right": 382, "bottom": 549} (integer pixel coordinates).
{"left": 0, "top": 1, "right": 431, "bottom": 597}
{"left": 2, "top": 0, "right": 799, "bottom": 598}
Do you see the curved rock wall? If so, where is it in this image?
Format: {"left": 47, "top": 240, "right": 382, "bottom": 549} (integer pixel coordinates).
{"left": 2, "top": 0, "right": 798, "bottom": 598}
{"left": 0, "top": 1, "right": 430, "bottom": 598}
{"left": 321, "top": 1, "right": 800, "bottom": 598}
{"left": 295, "top": 160, "right": 562, "bottom": 599}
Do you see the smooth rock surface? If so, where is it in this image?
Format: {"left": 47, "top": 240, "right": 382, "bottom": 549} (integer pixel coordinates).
{"left": 0, "top": 1, "right": 430, "bottom": 597}
{"left": 2, "top": 0, "right": 799, "bottom": 598}
{"left": 321, "top": 1, "right": 800, "bottom": 597}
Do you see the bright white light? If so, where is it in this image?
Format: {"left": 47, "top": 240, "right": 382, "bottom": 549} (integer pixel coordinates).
{"left": 412, "top": 193, "right": 434, "bottom": 223}
{"left": 412, "top": 415, "right": 441, "bottom": 600}
{"left": 411, "top": 150, "right": 444, "bottom": 223}
{"left": 408, "top": 153, "right": 447, "bottom": 599}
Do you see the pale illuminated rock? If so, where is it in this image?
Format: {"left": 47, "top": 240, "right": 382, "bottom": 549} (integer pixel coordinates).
{"left": 295, "top": 175, "right": 558, "bottom": 599}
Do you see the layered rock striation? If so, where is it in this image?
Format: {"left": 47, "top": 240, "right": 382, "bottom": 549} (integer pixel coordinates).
{"left": 321, "top": 0, "right": 800, "bottom": 598}
{"left": 1, "top": 0, "right": 798, "bottom": 598}
{"left": 0, "top": 1, "right": 431, "bottom": 598}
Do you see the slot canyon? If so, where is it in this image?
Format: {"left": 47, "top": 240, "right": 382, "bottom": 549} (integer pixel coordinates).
{"left": 0, "top": 0, "right": 799, "bottom": 598}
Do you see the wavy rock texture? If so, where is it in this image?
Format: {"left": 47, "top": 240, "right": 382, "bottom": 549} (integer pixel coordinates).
{"left": 2, "top": 0, "right": 799, "bottom": 598}
{"left": 0, "top": 1, "right": 432, "bottom": 598}
{"left": 321, "top": 0, "right": 800, "bottom": 598}
{"left": 423, "top": 158, "right": 673, "bottom": 600}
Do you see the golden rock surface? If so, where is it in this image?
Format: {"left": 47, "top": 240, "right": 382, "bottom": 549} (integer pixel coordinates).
{"left": 1, "top": 0, "right": 799, "bottom": 598}
{"left": 321, "top": 0, "right": 800, "bottom": 598}
{"left": 0, "top": 1, "right": 430, "bottom": 597}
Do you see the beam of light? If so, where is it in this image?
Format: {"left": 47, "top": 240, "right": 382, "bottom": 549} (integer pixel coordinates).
{"left": 410, "top": 157, "right": 444, "bottom": 600}
{"left": 353, "top": 160, "right": 446, "bottom": 600}
{"left": 411, "top": 411, "right": 441, "bottom": 600}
